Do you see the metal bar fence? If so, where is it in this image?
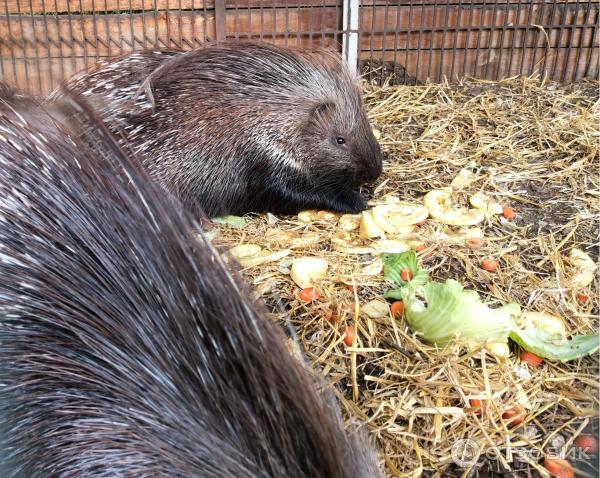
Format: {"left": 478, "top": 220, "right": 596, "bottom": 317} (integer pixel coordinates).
{"left": 0, "top": 0, "right": 597, "bottom": 96}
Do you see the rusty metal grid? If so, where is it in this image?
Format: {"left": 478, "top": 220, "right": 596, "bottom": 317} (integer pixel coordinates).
{"left": 0, "top": 1, "right": 598, "bottom": 97}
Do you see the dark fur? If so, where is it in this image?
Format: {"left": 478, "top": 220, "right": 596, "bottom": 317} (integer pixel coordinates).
{"left": 0, "top": 85, "right": 381, "bottom": 477}
{"left": 52, "top": 42, "right": 383, "bottom": 217}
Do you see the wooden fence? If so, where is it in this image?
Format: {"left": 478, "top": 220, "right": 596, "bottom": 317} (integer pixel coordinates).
{"left": 0, "top": 0, "right": 598, "bottom": 96}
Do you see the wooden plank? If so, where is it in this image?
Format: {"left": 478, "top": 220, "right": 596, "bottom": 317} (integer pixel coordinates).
{"left": 3, "top": 0, "right": 588, "bottom": 16}
{"left": 2, "top": 4, "right": 596, "bottom": 58}
{"left": 0, "top": 55, "right": 91, "bottom": 96}
{"left": 0, "top": 11, "right": 213, "bottom": 57}
{"left": 1, "top": 0, "right": 345, "bottom": 15}
{"left": 360, "top": 46, "right": 598, "bottom": 82}
{"left": 358, "top": 3, "right": 596, "bottom": 32}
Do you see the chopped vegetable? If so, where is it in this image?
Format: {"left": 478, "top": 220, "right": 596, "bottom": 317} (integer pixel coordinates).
{"left": 502, "top": 405, "right": 526, "bottom": 426}
{"left": 212, "top": 215, "right": 246, "bottom": 228}
{"left": 543, "top": 457, "right": 574, "bottom": 478}
{"left": 573, "top": 434, "right": 598, "bottom": 454}
{"left": 469, "top": 399, "right": 484, "bottom": 415}
{"left": 372, "top": 128, "right": 381, "bottom": 140}
{"left": 298, "top": 287, "right": 320, "bottom": 302}
{"left": 401, "top": 269, "right": 413, "bottom": 281}
{"left": 345, "top": 284, "right": 357, "bottom": 293}
{"left": 343, "top": 325, "right": 355, "bottom": 346}
{"left": 399, "top": 278, "right": 517, "bottom": 345}
{"left": 502, "top": 207, "right": 516, "bottom": 220}
{"left": 467, "top": 238, "right": 483, "bottom": 248}
{"left": 382, "top": 251, "right": 599, "bottom": 361}
{"left": 382, "top": 251, "right": 429, "bottom": 301}
{"left": 390, "top": 301, "right": 404, "bottom": 318}
{"left": 520, "top": 351, "right": 544, "bottom": 367}
{"left": 290, "top": 257, "right": 329, "bottom": 288}
{"left": 576, "top": 292, "right": 589, "bottom": 304}
{"left": 416, "top": 219, "right": 427, "bottom": 226}
{"left": 415, "top": 244, "right": 427, "bottom": 253}
{"left": 481, "top": 259, "right": 499, "bottom": 272}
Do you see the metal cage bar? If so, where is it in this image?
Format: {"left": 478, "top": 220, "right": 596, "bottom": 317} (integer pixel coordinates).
{"left": 0, "top": 0, "right": 597, "bottom": 96}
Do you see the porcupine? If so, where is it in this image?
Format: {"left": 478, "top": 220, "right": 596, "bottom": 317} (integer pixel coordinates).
{"left": 0, "top": 84, "right": 381, "bottom": 477}
{"left": 52, "top": 41, "right": 383, "bottom": 217}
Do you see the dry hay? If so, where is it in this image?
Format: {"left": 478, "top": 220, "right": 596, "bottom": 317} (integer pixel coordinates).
{"left": 210, "top": 76, "right": 599, "bottom": 477}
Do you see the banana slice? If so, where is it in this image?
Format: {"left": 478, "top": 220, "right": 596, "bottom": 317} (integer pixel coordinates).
{"left": 372, "top": 239, "right": 411, "bottom": 254}
{"left": 228, "top": 244, "right": 262, "bottom": 260}
{"left": 331, "top": 237, "right": 376, "bottom": 255}
{"left": 451, "top": 168, "right": 479, "bottom": 190}
{"left": 297, "top": 209, "right": 318, "bottom": 222}
{"left": 265, "top": 229, "right": 321, "bottom": 249}
{"left": 238, "top": 249, "right": 291, "bottom": 268}
{"left": 372, "top": 203, "right": 429, "bottom": 232}
{"left": 290, "top": 257, "right": 329, "bottom": 288}
{"left": 297, "top": 210, "right": 337, "bottom": 223}
{"left": 359, "top": 210, "right": 385, "bottom": 239}
{"left": 339, "top": 214, "right": 361, "bottom": 231}
{"left": 362, "top": 300, "right": 389, "bottom": 319}
{"left": 469, "top": 192, "right": 503, "bottom": 215}
{"left": 228, "top": 244, "right": 290, "bottom": 268}
{"left": 565, "top": 248, "right": 597, "bottom": 289}
{"left": 424, "top": 189, "right": 485, "bottom": 226}
{"left": 360, "top": 258, "right": 384, "bottom": 276}
{"left": 372, "top": 128, "right": 382, "bottom": 140}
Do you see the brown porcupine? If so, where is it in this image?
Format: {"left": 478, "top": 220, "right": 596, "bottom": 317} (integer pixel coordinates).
{"left": 51, "top": 41, "right": 383, "bottom": 217}
{"left": 0, "top": 84, "right": 381, "bottom": 477}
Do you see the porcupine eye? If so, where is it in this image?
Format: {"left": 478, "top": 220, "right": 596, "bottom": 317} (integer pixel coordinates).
{"left": 336, "top": 137, "right": 346, "bottom": 145}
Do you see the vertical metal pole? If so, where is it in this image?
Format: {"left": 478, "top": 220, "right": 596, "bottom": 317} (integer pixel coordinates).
{"left": 215, "top": 0, "right": 226, "bottom": 43}
{"left": 342, "top": 0, "right": 359, "bottom": 75}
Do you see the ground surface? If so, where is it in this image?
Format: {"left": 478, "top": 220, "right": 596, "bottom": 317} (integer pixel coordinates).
{"left": 212, "top": 77, "right": 599, "bottom": 477}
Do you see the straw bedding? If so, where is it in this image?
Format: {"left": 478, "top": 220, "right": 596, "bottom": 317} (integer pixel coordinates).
{"left": 211, "top": 76, "right": 599, "bottom": 477}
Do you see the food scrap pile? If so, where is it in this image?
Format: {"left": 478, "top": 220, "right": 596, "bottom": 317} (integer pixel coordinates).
{"left": 211, "top": 77, "right": 599, "bottom": 477}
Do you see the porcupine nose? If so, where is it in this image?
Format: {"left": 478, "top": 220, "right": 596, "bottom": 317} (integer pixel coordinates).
{"left": 360, "top": 149, "right": 383, "bottom": 183}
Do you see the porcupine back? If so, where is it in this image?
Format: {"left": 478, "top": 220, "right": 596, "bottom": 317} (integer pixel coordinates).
{"left": 0, "top": 85, "right": 381, "bottom": 477}
{"left": 55, "top": 42, "right": 383, "bottom": 217}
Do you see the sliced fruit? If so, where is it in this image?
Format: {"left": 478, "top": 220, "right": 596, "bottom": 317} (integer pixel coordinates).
{"left": 359, "top": 210, "right": 385, "bottom": 239}
{"left": 297, "top": 209, "right": 319, "bottom": 222}
{"left": 338, "top": 214, "right": 362, "bottom": 231}
{"left": 228, "top": 244, "right": 262, "bottom": 260}
{"left": 372, "top": 239, "right": 411, "bottom": 254}
{"left": 451, "top": 168, "right": 479, "bottom": 189}
{"left": 362, "top": 300, "right": 390, "bottom": 319}
{"left": 371, "top": 203, "right": 429, "bottom": 232}
{"left": 424, "top": 189, "right": 485, "bottom": 226}
{"left": 290, "top": 257, "right": 329, "bottom": 288}
{"left": 469, "top": 192, "right": 503, "bottom": 215}
{"left": 565, "top": 248, "right": 596, "bottom": 289}
{"left": 237, "top": 249, "right": 291, "bottom": 268}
